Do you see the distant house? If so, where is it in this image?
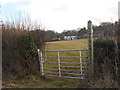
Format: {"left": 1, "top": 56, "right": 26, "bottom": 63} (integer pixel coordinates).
{"left": 64, "top": 36, "right": 77, "bottom": 40}
{"left": 52, "top": 38, "right": 61, "bottom": 41}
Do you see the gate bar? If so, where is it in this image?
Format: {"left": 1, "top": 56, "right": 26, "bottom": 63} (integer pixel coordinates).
{"left": 44, "top": 72, "right": 85, "bottom": 75}
{"left": 58, "top": 51, "right": 61, "bottom": 77}
{"left": 44, "top": 65, "right": 86, "bottom": 68}
{"left": 42, "top": 49, "right": 88, "bottom": 52}
{"left": 43, "top": 62, "right": 87, "bottom": 64}
{"left": 44, "top": 56, "right": 88, "bottom": 58}
{"left": 43, "top": 68, "right": 85, "bottom": 72}
{"left": 45, "top": 75, "right": 84, "bottom": 79}
{"left": 80, "top": 51, "right": 82, "bottom": 75}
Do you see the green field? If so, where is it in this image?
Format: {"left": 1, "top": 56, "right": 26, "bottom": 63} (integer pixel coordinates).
{"left": 45, "top": 39, "right": 88, "bottom": 50}
{"left": 44, "top": 39, "right": 88, "bottom": 74}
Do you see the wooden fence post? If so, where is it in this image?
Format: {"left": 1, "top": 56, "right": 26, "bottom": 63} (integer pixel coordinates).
{"left": 88, "top": 20, "right": 94, "bottom": 78}
{"left": 118, "top": 19, "right": 120, "bottom": 43}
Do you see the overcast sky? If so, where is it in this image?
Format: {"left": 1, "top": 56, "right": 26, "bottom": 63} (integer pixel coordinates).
{"left": 0, "top": 0, "right": 120, "bottom": 32}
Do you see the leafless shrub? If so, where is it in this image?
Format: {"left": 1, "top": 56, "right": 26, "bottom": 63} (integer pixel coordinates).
{"left": 2, "top": 17, "right": 45, "bottom": 80}
{"left": 79, "top": 34, "right": 120, "bottom": 88}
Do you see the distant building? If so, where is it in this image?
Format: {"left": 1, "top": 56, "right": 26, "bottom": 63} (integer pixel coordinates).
{"left": 52, "top": 38, "right": 61, "bottom": 41}
{"left": 64, "top": 36, "right": 77, "bottom": 40}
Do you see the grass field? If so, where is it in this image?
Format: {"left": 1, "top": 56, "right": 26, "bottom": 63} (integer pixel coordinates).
{"left": 44, "top": 39, "right": 88, "bottom": 74}
{"left": 45, "top": 39, "right": 88, "bottom": 50}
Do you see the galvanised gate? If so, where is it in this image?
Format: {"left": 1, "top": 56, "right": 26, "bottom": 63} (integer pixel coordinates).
{"left": 37, "top": 20, "right": 93, "bottom": 79}
{"left": 38, "top": 49, "right": 88, "bottom": 79}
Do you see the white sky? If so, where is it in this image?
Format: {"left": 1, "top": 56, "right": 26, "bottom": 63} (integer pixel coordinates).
{"left": 1, "top": 0, "right": 120, "bottom": 32}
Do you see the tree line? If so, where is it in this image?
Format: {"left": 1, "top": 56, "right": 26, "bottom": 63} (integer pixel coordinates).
{"left": 45, "top": 21, "right": 119, "bottom": 42}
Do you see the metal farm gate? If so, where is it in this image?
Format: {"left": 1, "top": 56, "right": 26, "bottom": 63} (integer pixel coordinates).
{"left": 38, "top": 49, "right": 88, "bottom": 79}
{"left": 37, "top": 20, "right": 94, "bottom": 79}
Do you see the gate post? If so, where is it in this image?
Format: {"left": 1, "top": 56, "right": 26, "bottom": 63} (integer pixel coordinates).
{"left": 88, "top": 20, "right": 94, "bottom": 78}
{"left": 37, "top": 49, "right": 42, "bottom": 75}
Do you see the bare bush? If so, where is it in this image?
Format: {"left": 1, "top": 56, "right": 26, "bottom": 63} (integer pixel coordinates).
{"left": 2, "top": 21, "right": 45, "bottom": 80}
